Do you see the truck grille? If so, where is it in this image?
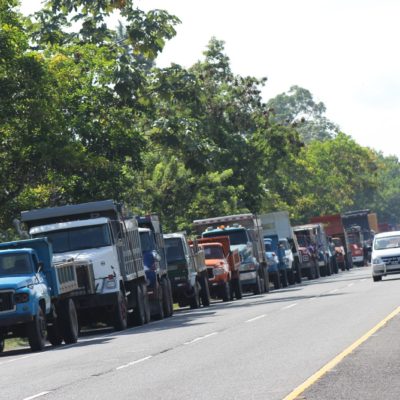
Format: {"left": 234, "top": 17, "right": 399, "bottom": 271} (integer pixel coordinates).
{"left": 0, "top": 291, "right": 14, "bottom": 312}
{"left": 382, "top": 256, "right": 400, "bottom": 266}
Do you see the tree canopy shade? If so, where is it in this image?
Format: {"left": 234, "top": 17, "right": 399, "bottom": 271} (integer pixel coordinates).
{"left": 0, "top": 1, "right": 399, "bottom": 236}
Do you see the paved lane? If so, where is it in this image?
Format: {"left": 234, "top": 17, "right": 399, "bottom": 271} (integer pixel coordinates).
{"left": 1, "top": 267, "right": 399, "bottom": 400}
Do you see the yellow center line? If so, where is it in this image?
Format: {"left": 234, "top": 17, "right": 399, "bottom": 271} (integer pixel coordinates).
{"left": 283, "top": 306, "right": 400, "bottom": 400}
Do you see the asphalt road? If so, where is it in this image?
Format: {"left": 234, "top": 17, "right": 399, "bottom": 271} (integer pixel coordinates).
{"left": 1, "top": 267, "right": 399, "bottom": 400}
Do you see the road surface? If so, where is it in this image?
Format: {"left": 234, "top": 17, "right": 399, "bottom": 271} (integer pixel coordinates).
{"left": 1, "top": 267, "right": 399, "bottom": 400}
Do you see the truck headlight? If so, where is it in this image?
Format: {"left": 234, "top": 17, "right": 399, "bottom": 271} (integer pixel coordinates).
{"left": 14, "top": 293, "right": 29, "bottom": 303}
{"left": 372, "top": 257, "right": 383, "bottom": 265}
{"left": 213, "top": 267, "right": 225, "bottom": 276}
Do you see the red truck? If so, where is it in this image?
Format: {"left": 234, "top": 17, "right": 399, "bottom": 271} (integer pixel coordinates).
{"left": 310, "top": 214, "right": 350, "bottom": 270}
{"left": 197, "top": 236, "right": 242, "bottom": 301}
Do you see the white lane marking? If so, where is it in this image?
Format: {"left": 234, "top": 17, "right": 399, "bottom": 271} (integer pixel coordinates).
{"left": 330, "top": 289, "right": 339, "bottom": 293}
{"left": 0, "top": 353, "right": 42, "bottom": 367}
{"left": 23, "top": 392, "right": 52, "bottom": 400}
{"left": 116, "top": 355, "right": 152, "bottom": 370}
{"left": 309, "top": 296, "right": 317, "bottom": 301}
{"left": 282, "top": 303, "right": 298, "bottom": 310}
{"left": 245, "top": 314, "right": 266, "bottom": 323}
{"left": 347, "top": 283, "right": 354, "bottom": 287}
{"left": 360, "top": 279, "right": 367, "bottom": 282}
{"left": 184, "top": 332, "right": 218, "bottom": 345}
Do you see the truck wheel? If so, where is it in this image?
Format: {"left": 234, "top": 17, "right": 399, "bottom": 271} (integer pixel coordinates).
{"left": 113, "top": 291, "right": 128, "bottom": 331}
{"left": 296, "top": 264, "right": 302, "bottom": 284}
{"left": 272, "top": 272, "right": 281, "bottom": 290}
{"left": 142, "top": 283, "right": 151, "bottom": 323}
{"left": 47, "top": 312, "right": 63, "bottom": 347}
{"left": 130, "top": 284, "right": 146, "bottom": 326}
{"left": 281, "top": 269, "right": 288, "bottom": 288}
{"left": 60, "top": 299, "right": 79, "bottom": 344}
{"left": 190, "top": 283, "right": 200, "bottom": 309}
{"left": 221, "top": 281, "right": 231, "bottom": 302}
{"left": 27, "top": 306, "right": 47, "bottom": 351}
{"left": 315, "top": 263, "right": 320, "bottom": 279}
{"left": 0, "top": 334, "right": 4, "bottom": 353}
{"left": 253, "top": 275, "right": 262, "bottom": 295}
{"left": 152, "top": 284, "right": 165, "bottom": 321}
{"left": 373, "top": 276, "right": 382, "bottom": 282}
{"left": 200, "top": 275, "right": 211, "bottom": 307}
{"left": 264, "top": 270, "right": 270, "bottom": 293}
{"left": 161, "top": 277, "right": 174, "bottom": 317}
{"left": 233, "top": 278, "right": 243, "bottom": 299}
{"left": 287, "top": 269, "right": 295, "bottom": 285}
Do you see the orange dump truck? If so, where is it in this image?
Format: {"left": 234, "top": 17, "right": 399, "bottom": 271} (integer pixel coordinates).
{"left": 197, "top": 236, "right": 242, "bottom": 301}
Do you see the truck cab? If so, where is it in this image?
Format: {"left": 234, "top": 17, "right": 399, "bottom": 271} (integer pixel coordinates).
{"left": 139, "top": 226, "right": 173, "bottom": 319}
{"left": 201, "top": 225, "right": 265, "bottom": 295}
{"left": 164, "top": 233, "right": 210, "bottom": 309}
{"left": 0, "top": 238, "right": 83, "bottom": 352}
{"left": 264, "top": 237, "right": 281, "bottom": 289}
{"left": 21, "top": 200, "right": 148, "bottom": 331}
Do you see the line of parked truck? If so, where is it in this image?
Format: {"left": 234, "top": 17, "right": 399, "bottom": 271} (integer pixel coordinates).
{"left": 0, "top": 201, "right": 382, "bottom": 353}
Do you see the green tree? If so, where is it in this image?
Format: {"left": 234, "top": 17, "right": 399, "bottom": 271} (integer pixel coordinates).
{"left": 267, "top": 85, "right": 339, "bottom": 143}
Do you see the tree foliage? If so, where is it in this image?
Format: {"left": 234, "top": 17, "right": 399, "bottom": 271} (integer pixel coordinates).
{"left": 0, "top": 1, "right": 398, "bottom": 234}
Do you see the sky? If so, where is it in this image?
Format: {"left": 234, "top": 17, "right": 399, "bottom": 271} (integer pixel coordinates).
{"left": 21, "top": 0, "right": 400, "bottom": 157}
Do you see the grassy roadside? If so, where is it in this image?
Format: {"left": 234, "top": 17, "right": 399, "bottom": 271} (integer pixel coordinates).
{"left": 4, "top": 337, "right": 28, "bottom": 351}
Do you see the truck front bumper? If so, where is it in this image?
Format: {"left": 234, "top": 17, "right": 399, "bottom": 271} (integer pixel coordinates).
{"left": 373, "top": 263, "right": 400, "bottom": 277}
{"left": 239, "top": 271, "right": 257, "bottom": 285}
{"left": 0, "top": 313, "right": 33, "bottom": 328}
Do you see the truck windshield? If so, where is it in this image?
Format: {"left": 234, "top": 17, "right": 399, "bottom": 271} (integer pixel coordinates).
{"left": 203, "top": 229, "right": 248, "bottom": 245}
{"left": 296, "top": 234, "right": 309, "bottom": 247}
{"left": 33, "top": 225, "right": 111, "bottom": 253}
{"left": 264, "top": 241, "right": 273, "bottom": 252}
{"left": 333, "top": 238, "right": 343, "bottom": 247}
{"left": 374, "top": 235, "right": 400, "bottom": 250}
{"left": 0, "top": 253, "right": 33, "bottom": 275}
{"left": 203, "top": 246, "right": 224, "bottom": 259}
{"left": 165, "top": 238, "right": 185, "bottom": 263}
{"left": 140, "top": 231, "right": 154, "bottom": 252}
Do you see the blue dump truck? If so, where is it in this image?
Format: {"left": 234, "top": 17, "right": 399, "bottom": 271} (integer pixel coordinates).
{"left": 137, "top": 215, "right": 173, "bottom": 319}
{"left": 193, "top": 214, "right": 269, "bottom": 295}
{"left": 0, "top": 238, "right": 87, "bottom": 352}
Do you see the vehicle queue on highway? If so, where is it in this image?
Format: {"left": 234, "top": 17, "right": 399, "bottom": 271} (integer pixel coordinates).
{"left": 0, "top": 200, "right": 394, "bottom": 353}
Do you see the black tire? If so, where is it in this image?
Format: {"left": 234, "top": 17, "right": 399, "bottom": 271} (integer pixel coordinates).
{"left": 221, "top": 281, "right": 231, "bottom": 302}
{"left": 59, "top": 299, "right": 79, "bottom": 344}
{"left": 281, "top": 269, "right": 288, "bottom": 287}
{"left": 320, "top": 264, "right": 326, "bottom": 277}
{"left": 47, "top": 313, "right": 63, "bottom": 347}
{"left": 295, "top": 262, "right": 302, "bottom": 284}
{"left": 233, "top": 278, "right": 243, "bottom": 299}
{"left": 27, "top": 306, "right": 47, "bottom": 351}
{"left": 272, "top": 272, "right": 281, "bottom": 290}
{"left": 130, "top": 284, "right": 146, "bottom": 326}
{"left": 288, "top": 269, "right": 295, "bottom": 285}
{"left": 161, "top": 277, "right": 174, "bottom": 317}
{"left": 0, "top": 334, "right": 4, "bottom": 353}
{"left": 263, "top": 270, "right": 270, "bottom": 293}
{"left": 152, "top": 283, "right": 165, "bottom": 320}
{"left": 113, "top": 291, "right": 128, "bottom": 331}
{"left": 373, "top": 276, "right": 382, "bottom": 282}
{"left": 190, "top": 283, "right": 200, "bottom": 309}
{"left": 315, "top": 263, "right": 320, "bottom": 278}
{"left": 200, "top": 275, "right": 211, "bottom": 307}
{"left": 142, "top": 283, "right": 151, "bottom": 323}
{"left": 253, "top": 274, "right": 262, "bottom": 295}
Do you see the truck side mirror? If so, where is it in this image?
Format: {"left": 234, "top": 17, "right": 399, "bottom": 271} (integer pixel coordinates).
{"left": 37, "top": 261, "right": 44, "bottom": 273}
{"left": 152, "top": 250, "right": 161, "bottom": 262}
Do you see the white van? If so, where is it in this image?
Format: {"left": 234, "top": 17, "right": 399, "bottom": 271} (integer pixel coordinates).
{"left": 371, "top": 231, "right": 400, "bottom": 281}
